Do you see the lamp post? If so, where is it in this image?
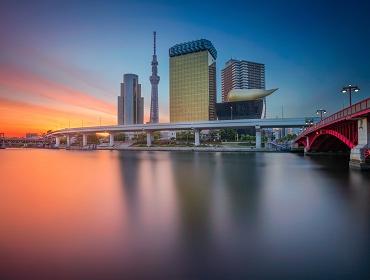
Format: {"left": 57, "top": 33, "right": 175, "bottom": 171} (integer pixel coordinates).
{"left": 230, "top": 106, "right": 233, "bottom": 120}
{"left": 305, "top": 118, "right": 314, "bottom": 127}
{"left": 316, "top": 109, "right": 327, "bottom": 120}
{"left": 341, "top": 84, "right": 360, "bottom": 106}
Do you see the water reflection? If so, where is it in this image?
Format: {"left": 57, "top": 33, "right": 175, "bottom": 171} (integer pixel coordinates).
{"left": 0, "top": 149, "right": 369, "bottom": 279}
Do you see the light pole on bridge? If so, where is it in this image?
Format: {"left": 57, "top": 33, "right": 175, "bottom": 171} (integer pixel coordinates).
{"left": 341, "top": 84, "right": 360, "bottom": 106}
{"left": 305, "top": 118, "right": 314, "bottom": 130}
{"left": 316, "top": 109, "right": 327, "bottom": 120}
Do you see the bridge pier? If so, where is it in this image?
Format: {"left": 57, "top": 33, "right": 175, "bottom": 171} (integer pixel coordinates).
{"left": 304, "top": 136, "right": 310, "bottom": 153}
{"left": 255, "top": 126, "right": 261, "bottom": 149}
{"left": 55, "top": 136, "right": 60, "bottom": 148}
{"left": 82, "top": 134, "right": 87, "bottom": 147}
{"left": 194, "top": 129, "right": 200, "bottom": 146}
{"left": 146, "top": 132, "right": 152, "bottom": 147}
{"left": 109, "top": 133, "right": 114, "bottom": 147}
{"left": 350, "top": 117, "right": 370, "bottom": 170}
{"left": 66, "top": 135, "right": 71, "bottom": 148}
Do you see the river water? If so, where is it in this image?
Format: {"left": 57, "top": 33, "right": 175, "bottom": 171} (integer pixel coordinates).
{"left": 0, "top": 149, "right": 369, "bottom": 279}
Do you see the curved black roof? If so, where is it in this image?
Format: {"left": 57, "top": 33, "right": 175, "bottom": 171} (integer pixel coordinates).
{"left": 169, "top": 39, "right": 217, "bottom": 59}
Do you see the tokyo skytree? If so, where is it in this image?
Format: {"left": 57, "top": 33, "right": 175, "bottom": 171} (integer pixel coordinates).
{"left": 149, "top": 31, "right": 160, "bottom": 123}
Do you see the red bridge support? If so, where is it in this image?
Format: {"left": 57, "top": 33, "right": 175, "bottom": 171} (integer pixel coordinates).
{"left": 350, "top": 117, "right": 370, "bottom": 170}
{"left": 295, "top": 98, "right": 370, "bottom": 170}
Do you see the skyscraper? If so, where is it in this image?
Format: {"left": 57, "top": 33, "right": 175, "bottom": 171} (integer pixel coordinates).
{"left": 149, "top": 31, "right": 160, "bottom": 123}
{"left": 117, "top": 74, "right": 144, "bottom": 125}
{"left": 169, "top": 39, "right": 217, "bottom": 122}
{"left": 221, "top": 59, "right": 265, "bottom": 102}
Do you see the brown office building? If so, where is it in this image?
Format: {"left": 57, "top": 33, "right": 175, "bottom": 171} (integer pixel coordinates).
{"left": 221, "top": 59, "right": 265, "bottom": 102}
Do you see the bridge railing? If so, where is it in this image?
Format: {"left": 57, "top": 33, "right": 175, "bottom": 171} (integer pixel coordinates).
{"left": 299, "top": 97, "right": 370, "bottom": 137}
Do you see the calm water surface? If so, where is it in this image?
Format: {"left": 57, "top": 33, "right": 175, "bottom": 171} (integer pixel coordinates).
{"left": 0, "top": 149, "right": 369, "bottom": 279}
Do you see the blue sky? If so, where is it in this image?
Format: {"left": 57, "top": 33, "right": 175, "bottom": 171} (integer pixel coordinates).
{"left": 0, "top": 0, "right": 369, "bottom": 134}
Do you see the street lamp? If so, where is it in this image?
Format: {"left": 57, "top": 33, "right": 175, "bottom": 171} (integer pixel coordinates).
{"left": 316, "top": 109, "right": 327, "bottom": 120}
{"left": 341, "top": 84, "right": 360, "bottom": 106}
{"left": 230, "top": 106, "right": 233, "bottom": 120}
{"left": 305, "top": 118, "right": 314, "bottom": 127}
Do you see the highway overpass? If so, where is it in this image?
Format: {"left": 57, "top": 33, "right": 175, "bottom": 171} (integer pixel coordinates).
{"left": 47, "top": 117, "right": 318, "bottom": 148}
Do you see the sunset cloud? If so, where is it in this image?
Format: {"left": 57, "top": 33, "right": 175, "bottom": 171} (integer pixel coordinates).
{"left": 0, "top": 63, "right": 120, "bottom": 136}
{"left": 0, "top": 97, "right": 116, "bottom": 137}
{"left": 0, "top": 65, "right": 116, "bottom": 114}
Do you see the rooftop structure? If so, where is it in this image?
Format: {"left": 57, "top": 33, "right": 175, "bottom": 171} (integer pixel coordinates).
{"left": 169, "top": 39, "right": 217, "bottom": 60}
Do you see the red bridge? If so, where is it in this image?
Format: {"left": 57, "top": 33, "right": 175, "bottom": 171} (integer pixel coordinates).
{"left": 295, "top": 98, "right": 370, "bottom": 170}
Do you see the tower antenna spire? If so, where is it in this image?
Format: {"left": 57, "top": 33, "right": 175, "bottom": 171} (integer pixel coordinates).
{"left": 153, "top": 31, "right": 156, "bottom": 55}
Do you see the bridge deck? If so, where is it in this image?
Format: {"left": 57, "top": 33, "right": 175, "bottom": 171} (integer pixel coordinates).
{"left": 48, "top": 117, "right": 317, "bottom": 137}
{"left": 296, "top": 98, "right": 370, "bottom": 140}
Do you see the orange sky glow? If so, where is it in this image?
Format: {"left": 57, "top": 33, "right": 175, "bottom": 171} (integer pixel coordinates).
{"left": 0, "top": 65, "right": 151, "bottom": 137}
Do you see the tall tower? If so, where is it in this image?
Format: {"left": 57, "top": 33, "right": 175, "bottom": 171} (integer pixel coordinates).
{"left": 149, "top": 31, "right": 160, "bottom": 123}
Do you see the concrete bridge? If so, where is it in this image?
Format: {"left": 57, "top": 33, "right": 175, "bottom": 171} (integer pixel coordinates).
{"left": 295, "top": 98, "right": 370, "bottom": 170}
{"left": 47, "top": 117, "right": 316, "bottom": 149}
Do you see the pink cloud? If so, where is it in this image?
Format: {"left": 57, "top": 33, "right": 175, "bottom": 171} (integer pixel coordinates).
{"left": 0, "top": 96, "right": 116, "bottom": 137}
{"left": 0, "top": 65, "right": 116, "bottom": 115}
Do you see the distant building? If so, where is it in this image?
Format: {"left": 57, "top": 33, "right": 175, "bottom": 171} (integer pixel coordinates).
{"left": 25, "top": 133, "right": 39, "bottom": 139}
{"left": 169, "top": 39, "right": 217, "bottom": 122}
{"left": 221, "top": 59, "right": 265, "bottom": 102}
{"left": 118, "top": 74, "right": 144, "bottom": 125}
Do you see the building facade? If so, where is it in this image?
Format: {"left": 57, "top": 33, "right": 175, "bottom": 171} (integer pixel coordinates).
{"left": 216, "top": 100, "right": 264, "bottom": 120}
{"left": 118, "top": 74, "right": 144, "bottom": 125}
{"left": 221, "top": 59, "right": 265, "bottom": 102}
{"left": 169, "top": 39, "right": 217, "bottom": 122}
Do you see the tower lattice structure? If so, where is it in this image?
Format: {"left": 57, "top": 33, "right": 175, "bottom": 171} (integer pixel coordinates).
{"left": 150, "top": 31, "right": 160, "bottom": 123}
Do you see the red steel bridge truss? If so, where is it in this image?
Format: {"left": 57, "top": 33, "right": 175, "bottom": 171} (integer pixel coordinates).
{"left": 295, "top": 98, "right": 370, "bottom": 157}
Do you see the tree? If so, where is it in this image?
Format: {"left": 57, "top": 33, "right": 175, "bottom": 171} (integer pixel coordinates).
{"left": 208, "top": 130, "right": 220, "bottom": 142}
{"left": 153, "top": 131, "right": 161, "bottom": 140}
{"left": 176, "top": 131, "right": 194, "bottom": 142}
{"left": 114, "top": 133, "right": 126, "bottom": 141}
{"left": 278, "top": 133, "right": 297, "bottom": 143}
{"left": 133, "top": 132, "right": 146, "bottom": 144}
{"left": 87, "top": 134, "right": 99, "bottom": 144}
{"left": 220, "top": 128, "right": 237, "bottom": 141}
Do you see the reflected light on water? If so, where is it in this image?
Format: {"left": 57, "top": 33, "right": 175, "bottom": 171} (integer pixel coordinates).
{"left": 0, "top": 149, "right": 369, "bottom": 279}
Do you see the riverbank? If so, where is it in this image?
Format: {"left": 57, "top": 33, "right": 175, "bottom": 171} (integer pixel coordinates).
{"left": 1, "top": 145, "right": 301, "bottom": 153}
{"left": 74, "top": 145, "right": 298, "bottom": 153}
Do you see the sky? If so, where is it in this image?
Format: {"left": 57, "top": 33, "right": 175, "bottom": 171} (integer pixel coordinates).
{"left": 0, "top": 0, "right": 369, "bottom": 136}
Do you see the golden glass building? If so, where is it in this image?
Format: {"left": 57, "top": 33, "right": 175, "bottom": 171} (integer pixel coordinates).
{"left": 169, "top": 39, "right": 217, "bottom": 122}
